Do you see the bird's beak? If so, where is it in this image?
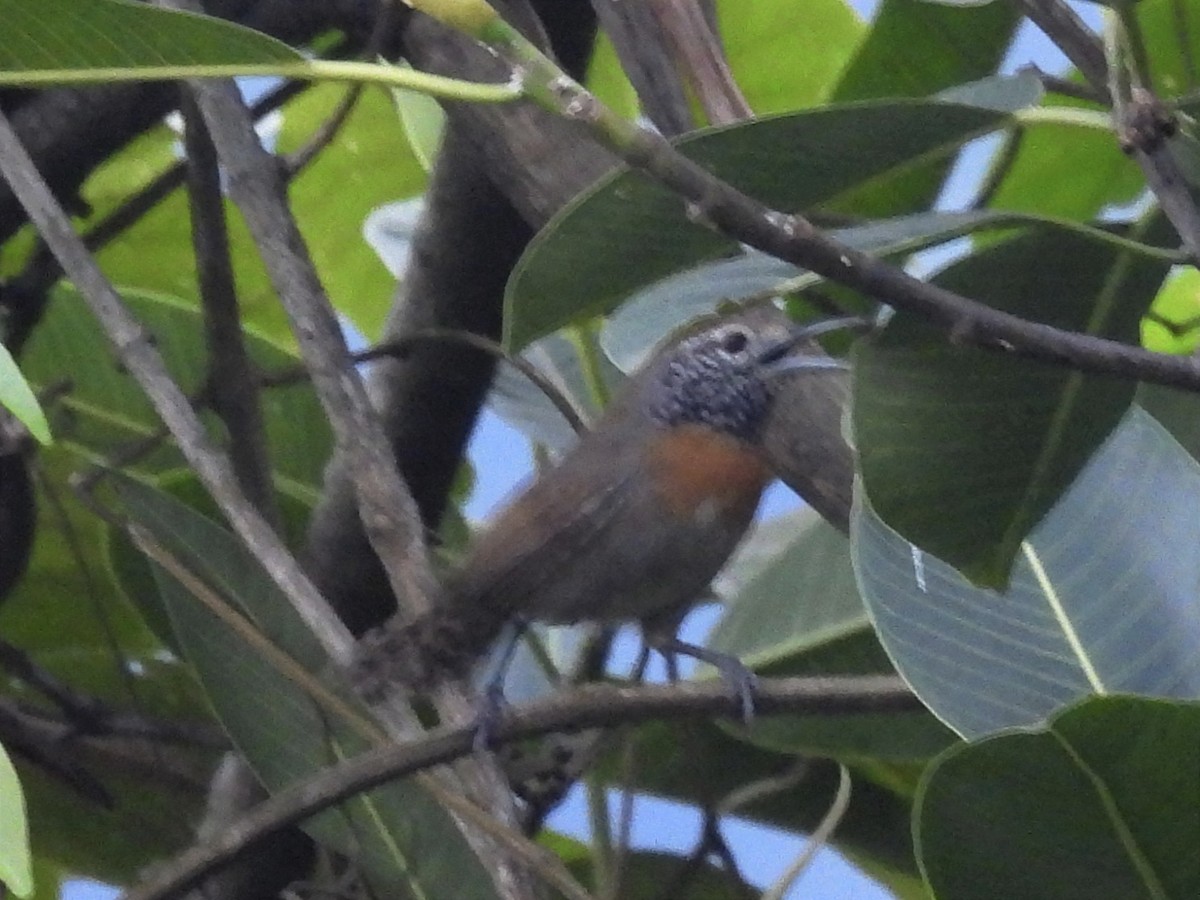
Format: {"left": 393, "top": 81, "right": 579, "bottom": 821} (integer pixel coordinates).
{"left": 756, "top": 315, "right": 872, "bottom": 373}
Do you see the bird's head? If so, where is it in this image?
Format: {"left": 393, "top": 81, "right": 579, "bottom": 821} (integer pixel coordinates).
{"left": 644, "top": 316, "right": 860, "bottom": 443}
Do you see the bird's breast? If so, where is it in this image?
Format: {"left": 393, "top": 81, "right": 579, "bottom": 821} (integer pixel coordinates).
{"left": 643, "top": 424, "right": 771, "bottom": 527}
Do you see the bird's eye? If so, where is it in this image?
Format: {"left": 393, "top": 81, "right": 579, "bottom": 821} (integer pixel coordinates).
{"left": 720, "top": 328, "right": 750, "bottom": 355}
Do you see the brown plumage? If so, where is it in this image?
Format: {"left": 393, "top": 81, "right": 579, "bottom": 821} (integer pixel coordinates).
{"left": 352, "top": 313, "right": 853, "bottom": 699}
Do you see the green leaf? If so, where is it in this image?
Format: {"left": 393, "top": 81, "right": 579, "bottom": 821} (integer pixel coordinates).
{"left": 0, "top": 743, "right": 32, "bottom": 898}
{"left": 853, "top": 220, "right": 1174, "bottom": 586}
{"left": 20, "top": 286, "right": 333, "bottom": 496}
{"left": 826, "top": 0, "right": 1022, "bottom": 217}
{"left": 505, "top": 100, "right": 1015, "bottom": 350}
{"left": 1141, "top": 268, "right": 1200, "bottom": 354}
{"left": 915, "top": 697, "right": 1200, "bottom": 900}
{"left": 0, "top": 0, "right": 298, "bottom": 75}
{"left": 708, "top": 510, "right": 956, "bottom": 760}
{"left": 0, "top": 345, "right": 50, "bottom": 445}
{"left": 854, "top": 406, "right": 1200, "bottom": 739}
{"left": 113, "top": 477, "right": 499, "bottom": 900}
{"left": 719, "top": 0, "right": 864, "bottom": 114}
{"left": 597, "top": 208, "right": 1073, "bottom": 371}
{"left": 388, "top": 66, "right": 447, "bottom": 174}
{"left": 831, "top": 0, "right": 1020, "bottom": 102}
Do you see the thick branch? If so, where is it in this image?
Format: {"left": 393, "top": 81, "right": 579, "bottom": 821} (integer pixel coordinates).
{"left": 305, "top": 0, "right": 602, "bottom": 635}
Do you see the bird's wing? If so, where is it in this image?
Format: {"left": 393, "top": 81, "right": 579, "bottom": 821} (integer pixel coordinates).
{"left": 446, "top": 421, "right": 652, "bottom": 619}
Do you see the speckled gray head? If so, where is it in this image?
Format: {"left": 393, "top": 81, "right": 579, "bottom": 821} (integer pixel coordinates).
{"left": 645, "top": 316, "right": 859, "bottom": 443}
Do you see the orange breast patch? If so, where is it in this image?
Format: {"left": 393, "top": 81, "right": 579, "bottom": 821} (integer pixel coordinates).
{"left": 644, "top": 425, "right": 771, "bottom": 522}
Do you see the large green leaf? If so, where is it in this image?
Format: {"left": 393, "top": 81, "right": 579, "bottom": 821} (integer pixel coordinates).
{"left": 827, "top": 0, "right": 1023, "bottom": 218}
{"left": 20, "top": 286, "right": 332, "bottom": 497}
{"left": 0, "top": 743, "right": 32, "bottom": 898}
{"left": 596, "top": 208, "right": 1054, "bottom": 372}
{"left": 0, "top": 0, "right": 298, "bottom": 74}
{"left": 708, "top": 510, "right": 956, "bottom": 760}
{"left": 853, "top": 220, "right": 1174, "bottom": 586}
{"left": 718, "top": 0, "right": 864, "bottom": 114}
{"left": 854, "top": 406, "right": 1200, "bottom": 739}
{"left": 113, "top": 477, "right": 498, "bottom": 900}
{"left": 83, "top": 85, "right": 421, "bottom": 344}
{"left": 831, "top": 0, "right": 1021, "bottom": 103}
{"left": 505, "top": 100, "right": 1017, "bottom": 349}
{"left": 916, "top": 697, "right": 1200, "bottom": 900}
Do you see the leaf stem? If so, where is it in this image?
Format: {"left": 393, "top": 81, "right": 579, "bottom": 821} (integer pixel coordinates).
{"left": 0, "top": 59, "right": 521, "bottom": 102}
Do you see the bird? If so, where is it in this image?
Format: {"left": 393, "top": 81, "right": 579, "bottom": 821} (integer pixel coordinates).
{"left": 351, "top": 311, "right": 861, "bottom": 717}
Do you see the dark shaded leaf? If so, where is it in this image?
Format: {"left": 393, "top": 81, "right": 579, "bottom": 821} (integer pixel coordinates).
{"left": 853, "top": 220, "right": 1174, "bottom": 585}
{"left": 916, "top": 696, "right": 1200, "bottom": 900}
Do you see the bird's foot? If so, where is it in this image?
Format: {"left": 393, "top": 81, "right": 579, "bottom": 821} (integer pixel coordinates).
{"left": 655, "top": 637, "right": 759, "bottom": 724}
{"left": 470, "top": 617, "right": 529, "bottom": 751}
{"left": 471, "top": 680, "right": 509, "bottom": 752}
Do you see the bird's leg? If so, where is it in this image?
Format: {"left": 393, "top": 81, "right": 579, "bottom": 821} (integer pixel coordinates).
{"left": 651, "top": 636, "right": 758, "bottom": 725}
{"left": 472, "top": 617, "right": 529, "bottom": 751}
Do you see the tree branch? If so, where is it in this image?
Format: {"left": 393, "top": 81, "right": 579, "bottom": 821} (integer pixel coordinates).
{"left": 174, "top": 51, "right": 439, "bottom": 629}
{"left": 0, "top": 108, "right": 357, "bottom": 667}
{"left": 1013, "top": 0, "right": 1110, "bottom": 98}
{"left": 181, "top": 91, "right": 280, "bottom": 524}
{"left": 479, "top": 23, "right": 1200, "bottom": 392}
{"left": 123, "top": 675, "right": 918, "bottom": 900}
{"left": 589, "top": 0, "right": 695, "bottom": 135}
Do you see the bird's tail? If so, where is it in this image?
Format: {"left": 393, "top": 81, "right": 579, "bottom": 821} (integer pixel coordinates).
{"left": 348, "top": 602, "right": 509, "bottom": 701}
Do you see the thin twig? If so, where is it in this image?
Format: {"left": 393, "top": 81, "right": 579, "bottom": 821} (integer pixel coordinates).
{"left": 761, "top": 764, "right": 852, "bottom": 900}
{"left": 121, "top": 674, "right": 917, "bottom": 900}
{"left": 0, "top": 637, "right": 105, "bottom": 724}
{"left": 282, "top": 84, "right": 364, "bottom": 175}
{"left": 263, "top": 330, "right": 589, "bottom": 435}
{"left": 1019, "top": 65, "right": 1107, "bottom": 105}
{"left": 658, "top": 808, "right": 741, "bottom": 900}
{"left": 0, "top": 699, "right": 113, "bottom": 806}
